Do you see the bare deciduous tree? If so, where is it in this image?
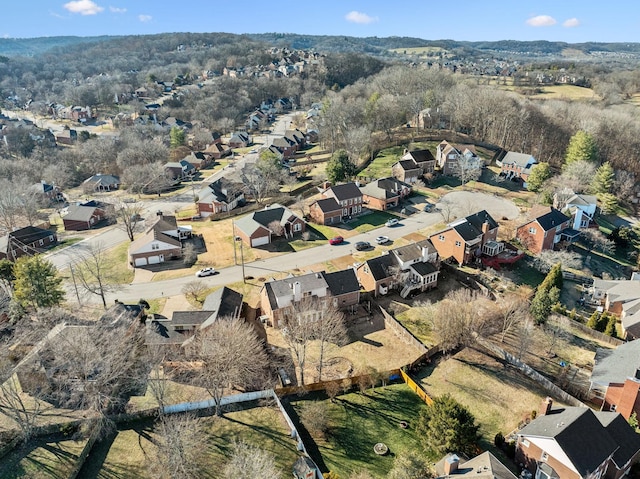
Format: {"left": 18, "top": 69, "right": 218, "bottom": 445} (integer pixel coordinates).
{"left": 0, "top": 366, "right": 48, "bottom": 442}
{"left": 581, "top": 229, "right": 616, "bottom": 255}
{"left": 182, "top": 280, "right": 207, "bottom": 304}
{"left": 531, "top": 250, "right": 582, "bottom": 274}
{"left": 71, "top": 242, "right": 120, "bottom": 309}
{"left": 494, "top": 293, "right": 530, "bottom": 342}
{"left": 438, "top": 197, "right": 456, "bottom": 223}
{"left": 149, "top": 413, "right": 205, "bottom": 479}
{"left": 223, "top": 441, "right": 282, "bottom": 479}
{"left": 111, "top": 199, "right": 145, "bottom": 242}
{"left": 298, "top": 400, "right": 331, "bottom": 439}
{"left": 517, "top": 317, "right": 535, "bottom": 361}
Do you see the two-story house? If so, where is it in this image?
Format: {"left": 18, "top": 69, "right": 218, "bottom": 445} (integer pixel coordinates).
{"left": 196, "top": 178, "right": 245, "bottom": 217}
{"left": 554, "top": 191, "right": 598, "bottom": 230}
{"left": 436, "top": 141, "right": 482, "bottom": 176}
{"left": 309, "top": 197, "right": 343, "bottom": 225}
{"left": 360, "top": 177, "right": 412, "bottom": 211}
{"left": 128, "top": 214, "right": 191, "bottom": 267}
{"left": 391, "top": 149, "right": 436, "bottom": 183}
{"left": 429, "top": 210, "right": 499, "bottom": 265}
{"left": 516, "top": 207, "right": 579, "bottom": 254}
{"left": 499, "top": 152, "right": 538, "bottom": 187}
{"left": 322, "top": 183, "right": 363, "bottom": 218}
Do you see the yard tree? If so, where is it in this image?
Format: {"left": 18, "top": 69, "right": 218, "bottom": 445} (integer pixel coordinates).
{"left": 111, "top": 199, "right": 145, "bottom": 242}
{"left": 188, "top": 318, "right": 268, "bottom": 416}
{"left": 326, "top": 149, "right": 356, "bottom": 183}
{"left": 531, "top": 250, "right": 581, "bottom": 274}
{"left": 149, "top": 413, "right": 205, "bottom": 479}
{"left": 169, "top": 126, "right": 186, "bottom": 148}
{"left": 241, "top": 155, "right": 285, "bottom": 205}
{"left": 455, "top": 155, "right": 482, "bottom": 186}
{"left": 526, "top": 162, "right": 552, "bottom": 192}
{"left": 223, "top": 441, "right": 281, "bottom": 479}
{"left": 591, "top": 162, "right": 615, "bottom": 196}
{"left": 314, "top": 299, "right": 348, "bottom": 382}
{"left": 495, "top": 292, "right": 530, "bottom": 342}
{"left": 530, "top": 286, "right": 560, "bottom": 325}
{"left": 417, "top": 393, "right": 480, "bottom": 456}
{"left": 0, "top": 258, "right": 15, "bottom": 294}
{"left": 581, "top": 229, "right": 616, "bottom": 255}
{"left": 13, "top": 255, "right": 65, "bottom": 311}
{"left": 71, "top": 242, "right": 121, "bottom": 309}
{"left": 541, "top": 263, "right": 563, "bottom": 292}
{"left": 604, "top": 315, "right": 618, "bottom": 338}
{"left": 298, "top": 400, "right": 331, "bottom": 439}
{"left": 599, "top": 192, "right": 619, "bottom": 215}
{"left": 564, "top": 130, "right": 598, "bottom": 166}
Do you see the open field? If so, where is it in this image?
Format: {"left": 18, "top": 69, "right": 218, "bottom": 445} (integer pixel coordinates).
{"left": 80, "top": 405, "right": 300, "bottom": 479}
{"left": 292, "top": 384, "right": 428, "bottom": 478}
{"left": 358, "top": 146, "right": 406, "bottom": 180}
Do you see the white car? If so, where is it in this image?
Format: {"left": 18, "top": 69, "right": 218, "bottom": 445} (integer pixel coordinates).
{"left": 385, "top": 218, "right": 399, "bottom": 227}
{"left": 195, "top": 267, "right": 215, "bottom": 277}
{"left": 375, "top": 236, "right": 390, "bottom": 245}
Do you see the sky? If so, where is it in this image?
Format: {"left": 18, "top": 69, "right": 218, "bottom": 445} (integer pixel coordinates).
{"left": 3, "top": 1, "right": 640, "bottom": 43}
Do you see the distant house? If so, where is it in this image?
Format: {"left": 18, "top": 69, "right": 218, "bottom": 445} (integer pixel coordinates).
{"left": 271, "top": 136, "right": 297, "bottom": 158}
{"left": 62, "top": 200, "right": 113, "bottom": 231}
{"left": 0, "top": 226, "right": 58, "bottom": 262}
{"left": 196, "top": 178, "right": 245, "bottom": 217}
{"left": 29, "top": 180, "right": 63, "bottom": 203}
{"left": 309, "top": 197, "right": 343, "bottom": 225}
{"left": 229, "top": 131, "right": 252, "bottom": 148}
{"left": 260, "top": 269, "right": 360, "bottom": 328}
{"left": 499, "top": 152, "right": 537, "bottom": 187}
{"left": 436, "top": 141, "right": 482, "bottom": 176}
{"left": 360, "top": 177, "right": 411, "bottom": 211}
{"left": 184, "top": 152, "right": 208, "bottom": 170}
{"left": 234, "top": 204, "right": 305, "bottom": 247}
{"left": 54, "top": 129, "right": 77, "bottom": 145}
{"left": 284, "top": 128, "right": 307, "bottom": 149}
{"left": 516, "top": 206, "right": 578, "bottom": 254}
{"left": 83, "top": 174, "right": 120, "bottom": 192}
{"left": 202, "top": 142, "right": 231, "bottom": 160}
{"left": 355, "top": 240, "right": 439, "bottom": 298}
{"left": 554, "top": 191, "right": 598, "bottom": 230}
{"left": 590, "top": 340, "right": 640, "bottom": 420}
{"left": 164, "top": 161, "right": 195, "bottom": 181}
{"left": 589, "top": 276, "right": 640, "bottom": 340}
{"left": 429, "top": 210, "right": 499, "bottom": 265}
{"left": 516, "top": 398, "right": 640, "bottom": 479}
{"left": 128, "top": 215, "right": 191, "bottom": 267}
{"left": 391, "top": 149, "right": 436, "bottom": 183}
{"left": 322, "top": 183, "right": 363, "bottom": 218}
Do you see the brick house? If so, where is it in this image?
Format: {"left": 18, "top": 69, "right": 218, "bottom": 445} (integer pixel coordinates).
{"left": 234, "top": 204, "right": 305, "bottom": 247}
{"left": 196, "top": 178, "right": 245, "bottom": 217}
{"left": 202, "top": 142, "right": 232, "bottom": 160}
{"left": 309, "top": 197, "right": 343, "bottom": 225}
{"left": 260, "top": 269, "right": 360, "bottom": 328}
{"left": 360, "top": 177, "right": 412, "bottom": 211}
{"left": 391, "top": 159, "right": 424, "bottom": 184}
{"left": 228, "top": 131, "right": 252, "bottom": 148}
{"left": 62, "top": 200, "right": 114, "bottom": 231}
{"left": 499, "top": 151, "right": 537, "bottom": 185}
{"left": 588, "top": 276, "right": 640, "bottom": 339}
{"left": 516, "top": 398, "right": 640, "bottom": 479}
{"left": 429, "top": 210, "right": 499, "bottom": 265}
{"left": 436, "top": 141, "right": 482, "bottom": 176}
{"left": 128, "top": 215, "right": 191, "bottom": 267}
{"left": 322, "top": 183, "right": 363, "bottom": 218}
{"left": 516, "top": 207, "right": 578, "bottom": 254}
{"left": 401, "top": 149, "right": 436, "bottom": 175}
{"left": 590, "top": 340, "right": 640, "bottom": 420}
{"left": 0, "top": 226, "right": 58, "bottom": 261}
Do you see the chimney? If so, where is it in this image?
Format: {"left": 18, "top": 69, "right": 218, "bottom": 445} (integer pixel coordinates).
{"left": 444, "top": 454, "right": 459, "bottom": 475}
{"left": 540, "top": 397, "right": 553, "bottom": 416}
{"left": 482, "top": 220, "right": 490, "bottom": 235}
{"left": 293, "top": 281, "right": 301, "bottom": 302}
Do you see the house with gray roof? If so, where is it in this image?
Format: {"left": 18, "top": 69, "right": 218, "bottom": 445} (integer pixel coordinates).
{"left": 589, "top": 277, "right": 640, "bottom": 340}
{"left": 196, "top": 178, "right": 245, "bottom": 217}
{"left": 322, "top": 183, "right": 363, "bottom": 217}
{"left": 234, "top": 203, "right": 305, "bottom": 247}
{"left": 260, "top": 269, "right": 360, "bottom": 328}
{"left": 82, "top": 174, "right": 120, "bottom": 192}
{"left": 516, "top": 206, "right": 579, "bottom": 254}
{"left": 435, "top": 452, "right": 517, "bottom": 479}
{"left": 62, "top": 200, "right": 113, "bottom": 231}
{"left": 360, "top": 177, "right": 412, "bottom": 211}
{"left": 128, "top": 214, "right": 191, "bottom": 268}
{"left": 499, "top": 151, "right": 537, "bottom": 187}
{"left": 516, "top": 399, "right": 640, "bottom": 479}
{"left": 554, "top": 191, "right": 598, "bottom": 230}
{"left": 309, "top": 197, "right": 343, "bottom": 225}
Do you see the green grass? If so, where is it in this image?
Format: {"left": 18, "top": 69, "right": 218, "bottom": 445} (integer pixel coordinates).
{"left": 395, "top": 308, "right": 437, "bottom": 346}
{"left": 358, "top": 146, "right": 406, "bottom": 180}
{"left": 48, "top": 237, "right": 83, "bottom": 252}
{"left": 348, "top": 211, "right": 399, "bottom": 233}
{"left": 307, "top": 224, "right": 337, "bottom": 240}
{"left": 292, "top": 384, "right": 429, "bottom": 478}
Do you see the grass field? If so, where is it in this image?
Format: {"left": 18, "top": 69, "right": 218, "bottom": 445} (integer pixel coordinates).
{"left": 358, "top": 146, "right": 406, "bottom": 180}
{"left": 292, "top": 384, "right": 429, "bottom": 478}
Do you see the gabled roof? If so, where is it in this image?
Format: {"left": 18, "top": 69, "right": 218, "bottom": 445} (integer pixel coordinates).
{"left": 200, "top": 286, "right": 244, "bottom": 328}
{"left": 311, "top": 197, "right": 341, "bottom": 213}
{"left": 392, "top": 243, "right": 424, "bottom": 263}
{"left": 326, "top": 182, "right": 362, "bottom": 201}
{"left": 518, "top": 407, "right": 618, "bottom": 477}
{"left": 596, "top": 411, "right": 640, "bottom": 468}
{"left": 360, "top": 177, "right": 410, "bottom": 200}
{"left": 63, "top": 204, "right": 101, "bottom": 222}
{"left": 99, "top": 302, "right": 144, "bottom": 325}
{"left": 0, "top": 226, "right": 55, "bottom": 255}
{"left": 448, "top": 210, "right": 498, "bottom": 242}
{"left": 129, "top": 228, "right": 181, "bottom": 254}
{"left": 403, "top": 149, "right": 435, "bottom": 163}
{"left": 529, "top": 207, "right": 571, "bottom": 231}
{"left": 566, "top": 194, "right": 598, "bottom": 207}
{"left": 435, "top": 452, "right": 517, "bottom": 479}
{"left": 591, "top": 338, "right": 640, "bottom": 386}
{"left": 83, "top": 174, "right": 120, "bottom": 187}
{"left": 394, "top": 159, "right": 421, "bottom": 171}
{"left": 322, "top": 269, "right": 360, "bottom": 296}
{"left": 502, "top": 152, "right": 536, "bottom": 168}
{"left": 235, "top": 204, "right": 302, "bottom": 238}
{"left": 362, "top": 254, "right": 396, "bottom": 281}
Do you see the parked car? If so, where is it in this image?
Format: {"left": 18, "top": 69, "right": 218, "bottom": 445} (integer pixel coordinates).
{"left": 195, "top": 267, "right": 215, "bottom": 277}
{"left": 385, "top": 218, "right": 399, "bottom": 227}
{"left": 423, "top": 203, "right": 433, "bottom": 212}
{"left": 375, "top": 236, "right": 390, "bottom": 245}
{"left": 329, "top": 236, "right": 344, "bottom": 245}
{"left": 354, "top": 241, "right": 371, "bottom": 251}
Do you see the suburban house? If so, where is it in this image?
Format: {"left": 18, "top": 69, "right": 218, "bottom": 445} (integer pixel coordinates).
{"left": 228, "top": 131, "right": 252, "bottom": 148}
{"left": 355, "top": 240, "right": 440, "bottom": 298}
{"left": 309, "top": 197, "right": 343, "bottom": 225}
{"left": 499, "top": 152, "right": 538, "bottom": 186}
{"left": 360, "top": 177, "right": 412, "bottom": 211}
{"left": 516, "top": 398, "right": 640, "bottom": 479}
{"left": 284, "top": 128, "right": 307, "bottom": 149}
{"left": 62, "top": 200, "right": 114, "bottom": 231}
{"left": 589, "top": 276, "right": 640, "bottom": 339}
{"left": 590, "top": 340, "right": 640, "bottom": 420}
{"left": 29, "top": 180, "right": 63, "bottom": 203}
{"left": 234, "top": 203, "right": 305, "bottom": 247}
{"left": 54, "top": 129, "right": 77, "bottom": 145}
{"left": 164, "top": 161, "right": 195, "bottom": 181}
{"left": 100, "top": 300, "right": 146, "bottom": 325}
{"left": 146, "top": 287, "right": 244, "bottom": 347}
{"left": 554, "top": 191, "right": 598, "bottom": 230}
{"left": 260, "top": 269, "right": 360, "bottom": 328}
{"left": 436, "top": 141, "right": 483, "bottom": 176}
{"left": 434, "top": 452, "right": 517, "bottom": 479}
{"left": 0, "top": 226, "right": 58, "bottom": 261}
{"left": 429, "top": 210, "right": 499, "bottom": 265}
{"left": 271, "top": 136, "right": 298, "bottom": 158}
{"left": 516, "top": 207, "right": 578, "bottom": 254}
{"left": 392, "top": 149, "right": 436, "bottom": 183}
{"left": 196, "top": 178, "right": 245, "bottom": 217}
{"left": 183, "top": 152, "right": 208, "bottom": 170}
{"left": 202, "top": 142, "right": 231, "bottom": 160}
{"left": 128, "top": 215, "right": 191, "bottom": 267}
{"left": 321, "top": 183, "right": 363, "bottom": 218}
{"left": 82, "top": 174, "right": 120, "bottom": 192}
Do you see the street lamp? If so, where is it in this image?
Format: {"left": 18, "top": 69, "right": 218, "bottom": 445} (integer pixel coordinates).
{"left": 235, "top": 236, "right": 245, "bottom": 283}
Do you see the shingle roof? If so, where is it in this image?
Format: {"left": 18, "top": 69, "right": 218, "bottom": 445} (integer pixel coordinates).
{"left": 363, "top": 254, "right": 396, "bottom": 281}
{"left": 518, "top": 407, "right": 617, "bottom": 477}
{"left": 201, "top": 286, "right": 244, "bottom": 328}
{"left": 410, "top": 261, "right": 438, "bottom": 276}
{"left": 449, "top": 210, "right": 498, "bottom": 242}
{"left": 595, "top": 411, "right": 640, "bottom": 468}
{"left": 404, "top": 149, "right": 435, "bottom": 163}
{"left": 83, "top": 174, "right": 120, "bottom": 187}
{"left": 360, "top": 177, "right": 410, "bottom": 200}
{"left": 566, "top": 194, "right": 598, "bottom": 207}
{"left": 502, "top": 152, "right": 535, "bottom": 168}
{"left": 322, "top": 269, "right": 360, "bottom": 296}
{"left": 392, "top": 243, "right": 423, "bottom": 263}
{"left": 235, "top": 204, "right": 302, "bottom": 237}
{"left": 312, "top": 197, "right": 341, "bottom": 213}
{"left": 532, "top": 207, "right": 571, "bottom": 231}
{"left": 395, "top": 159, "right": 421, "bottom": 171}
{"left": 327, "top": 183, "right": 362, "bottom": 201}
{"left": 591, "top": 340, "right": 640, "bottom": 387}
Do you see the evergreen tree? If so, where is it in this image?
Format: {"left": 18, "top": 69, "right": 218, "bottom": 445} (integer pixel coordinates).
{"left": 599, "top": 192, "right": 618, "bottom": 215}
{"left": 604, "top": 314, "right": 618, "bottom": 338}
{"left": 13, "top": 256, "right": 65, "bottom": 310}
{"left": 587, "top": 311, "right": 600, "bottom": 330}
{"left": 416, "top": 394, "right": 480, "bottom": 456}
{"left": 541, "top": 263, "right": 563, "bottom": 292}
{"left": 591, "top": 162, "right": 615, "bottom": 195}
{"left": 526, "top": 163, "right": 552, "bottom": 192}
{"left": 326, "top": 149, "right": 356, "bottom": 183}
{"left": 564, "top": 130, "right": 597, "bottom": 166}
{"left": 169, "top": 127, "right": 186, "bottom": 148}
{"left": 530, "top": 286, "right": 560, "bottom": 325}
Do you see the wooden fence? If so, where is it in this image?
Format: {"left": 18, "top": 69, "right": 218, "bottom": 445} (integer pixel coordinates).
{"left": 400, "top": 369, "right": 433, "bottom": 406}
{"left": 550, "top": 315, "right": 623, "bottom": 347}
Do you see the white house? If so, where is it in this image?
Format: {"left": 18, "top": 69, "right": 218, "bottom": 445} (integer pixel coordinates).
{"left": 554, "top": 191, "right": 598, "bottom": 230}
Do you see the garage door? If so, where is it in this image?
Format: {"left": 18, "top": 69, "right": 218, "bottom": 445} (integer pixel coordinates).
{"left": 251, "top": 236, "right": 269, "bottom": 247}
{"left": 134, "top": 257, "right": 147, "bottom": 267}
{"left": 147, "top": 255, "right": 162, "bottom": 265}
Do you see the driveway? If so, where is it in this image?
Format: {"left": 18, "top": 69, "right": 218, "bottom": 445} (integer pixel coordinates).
{"left": 438, "top": 190, "right": 520, "bottom": 221}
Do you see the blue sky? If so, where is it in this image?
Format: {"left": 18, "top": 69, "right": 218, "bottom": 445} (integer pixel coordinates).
{"left": 3, "top": 1, "right": 640, "bottom": 43}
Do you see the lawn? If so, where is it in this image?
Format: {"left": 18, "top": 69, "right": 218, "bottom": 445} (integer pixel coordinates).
{"left": 348, "top": 211, "right": 400, "bottom": 233}
{"left": 358, "top": 146, "right": 406, "bottom": 180}
{"left": 81, "top": 405, "right": 300, "bottom": 479}
{"left": 395, "top": 307, "right": 437, "bottom": 346}
{"left": 291, "top": 384, "right": 429, "bottom": 478}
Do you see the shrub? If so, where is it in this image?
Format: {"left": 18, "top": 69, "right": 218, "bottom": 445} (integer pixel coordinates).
{"left": 505, "top": 440, "right": 516, "bottom": 459}
{"left": 494, "top": 432, "right": 505, "bottom": 448}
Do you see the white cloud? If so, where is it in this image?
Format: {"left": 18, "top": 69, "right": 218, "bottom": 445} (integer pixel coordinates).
{"left": 109, "top": 6, "right": 126, "bottom": 13}
{"left": 63, "top": 0, "right": 104, "bottom": 15}
{"left": 345, "top": 11, "right": 378, "bottom": 25}
{"left": 563, "top": 18, "right": 580, "bottom": 28}
{"left": 138, "top": 14, "right": 152, "bottom": 22}
{"left": 526, "top": 15, "right": 557, "bottom": 27}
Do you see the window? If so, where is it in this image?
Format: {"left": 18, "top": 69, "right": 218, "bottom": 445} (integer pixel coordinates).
{"left": 529, "top": 227, "right": 537, "bottom": 234}
{"left": 522, "top": 439, "right": 530, "bottom": 448}
{"left": 455, "top": 241, "right": 462, "bottom": 247}
{"left": 541, "top": 452, "right": 548, "bottom": 462}
{"left": 152, "top": 243, "right": 159, "bottom": 250}
{"left": 293, "top": 223, "right": 302, "bottom": 232}
{"left": 49, "top": 235, "right": 54, "bottom": 242}
{"left": 438, "top": 235, "right": 445, "bottom": 242}
{"left": 610, "top": 404, "right": 617, "bottom": 412}
{"left": 22, "top": 246, "right": 28, "bottom": 252}
{"left": 348, "top": 199, "right": 352, "bottom": 205}
{"left": 39, "top": 239, "right": 44, "bottom": 246}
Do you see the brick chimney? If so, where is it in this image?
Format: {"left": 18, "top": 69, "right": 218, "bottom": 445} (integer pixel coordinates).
{"left": 444, "top": 454, "right": 459, "bottom": 475}
{"left": 540, "top": 397, "right": 553, "bottom": 416}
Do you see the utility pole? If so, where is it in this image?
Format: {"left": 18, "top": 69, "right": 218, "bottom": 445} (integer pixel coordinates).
{"left": 235, "top": 236, "right": 245, "bottom": 283}
{"left": 69, "top": 264, "right": 81, "bottom": 305}
{"left": 232, "top": 220, "right": 237, "bottom": 266}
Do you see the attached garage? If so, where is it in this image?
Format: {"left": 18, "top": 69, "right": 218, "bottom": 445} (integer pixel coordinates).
{"left": 251, "top": 236, "right": 269, "bottom": 247}
{"left": 134, "top": 257, "right": 147, "bottom": 267}
{"left": 147, "top": 255, "right": 163, "bottom": 265}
